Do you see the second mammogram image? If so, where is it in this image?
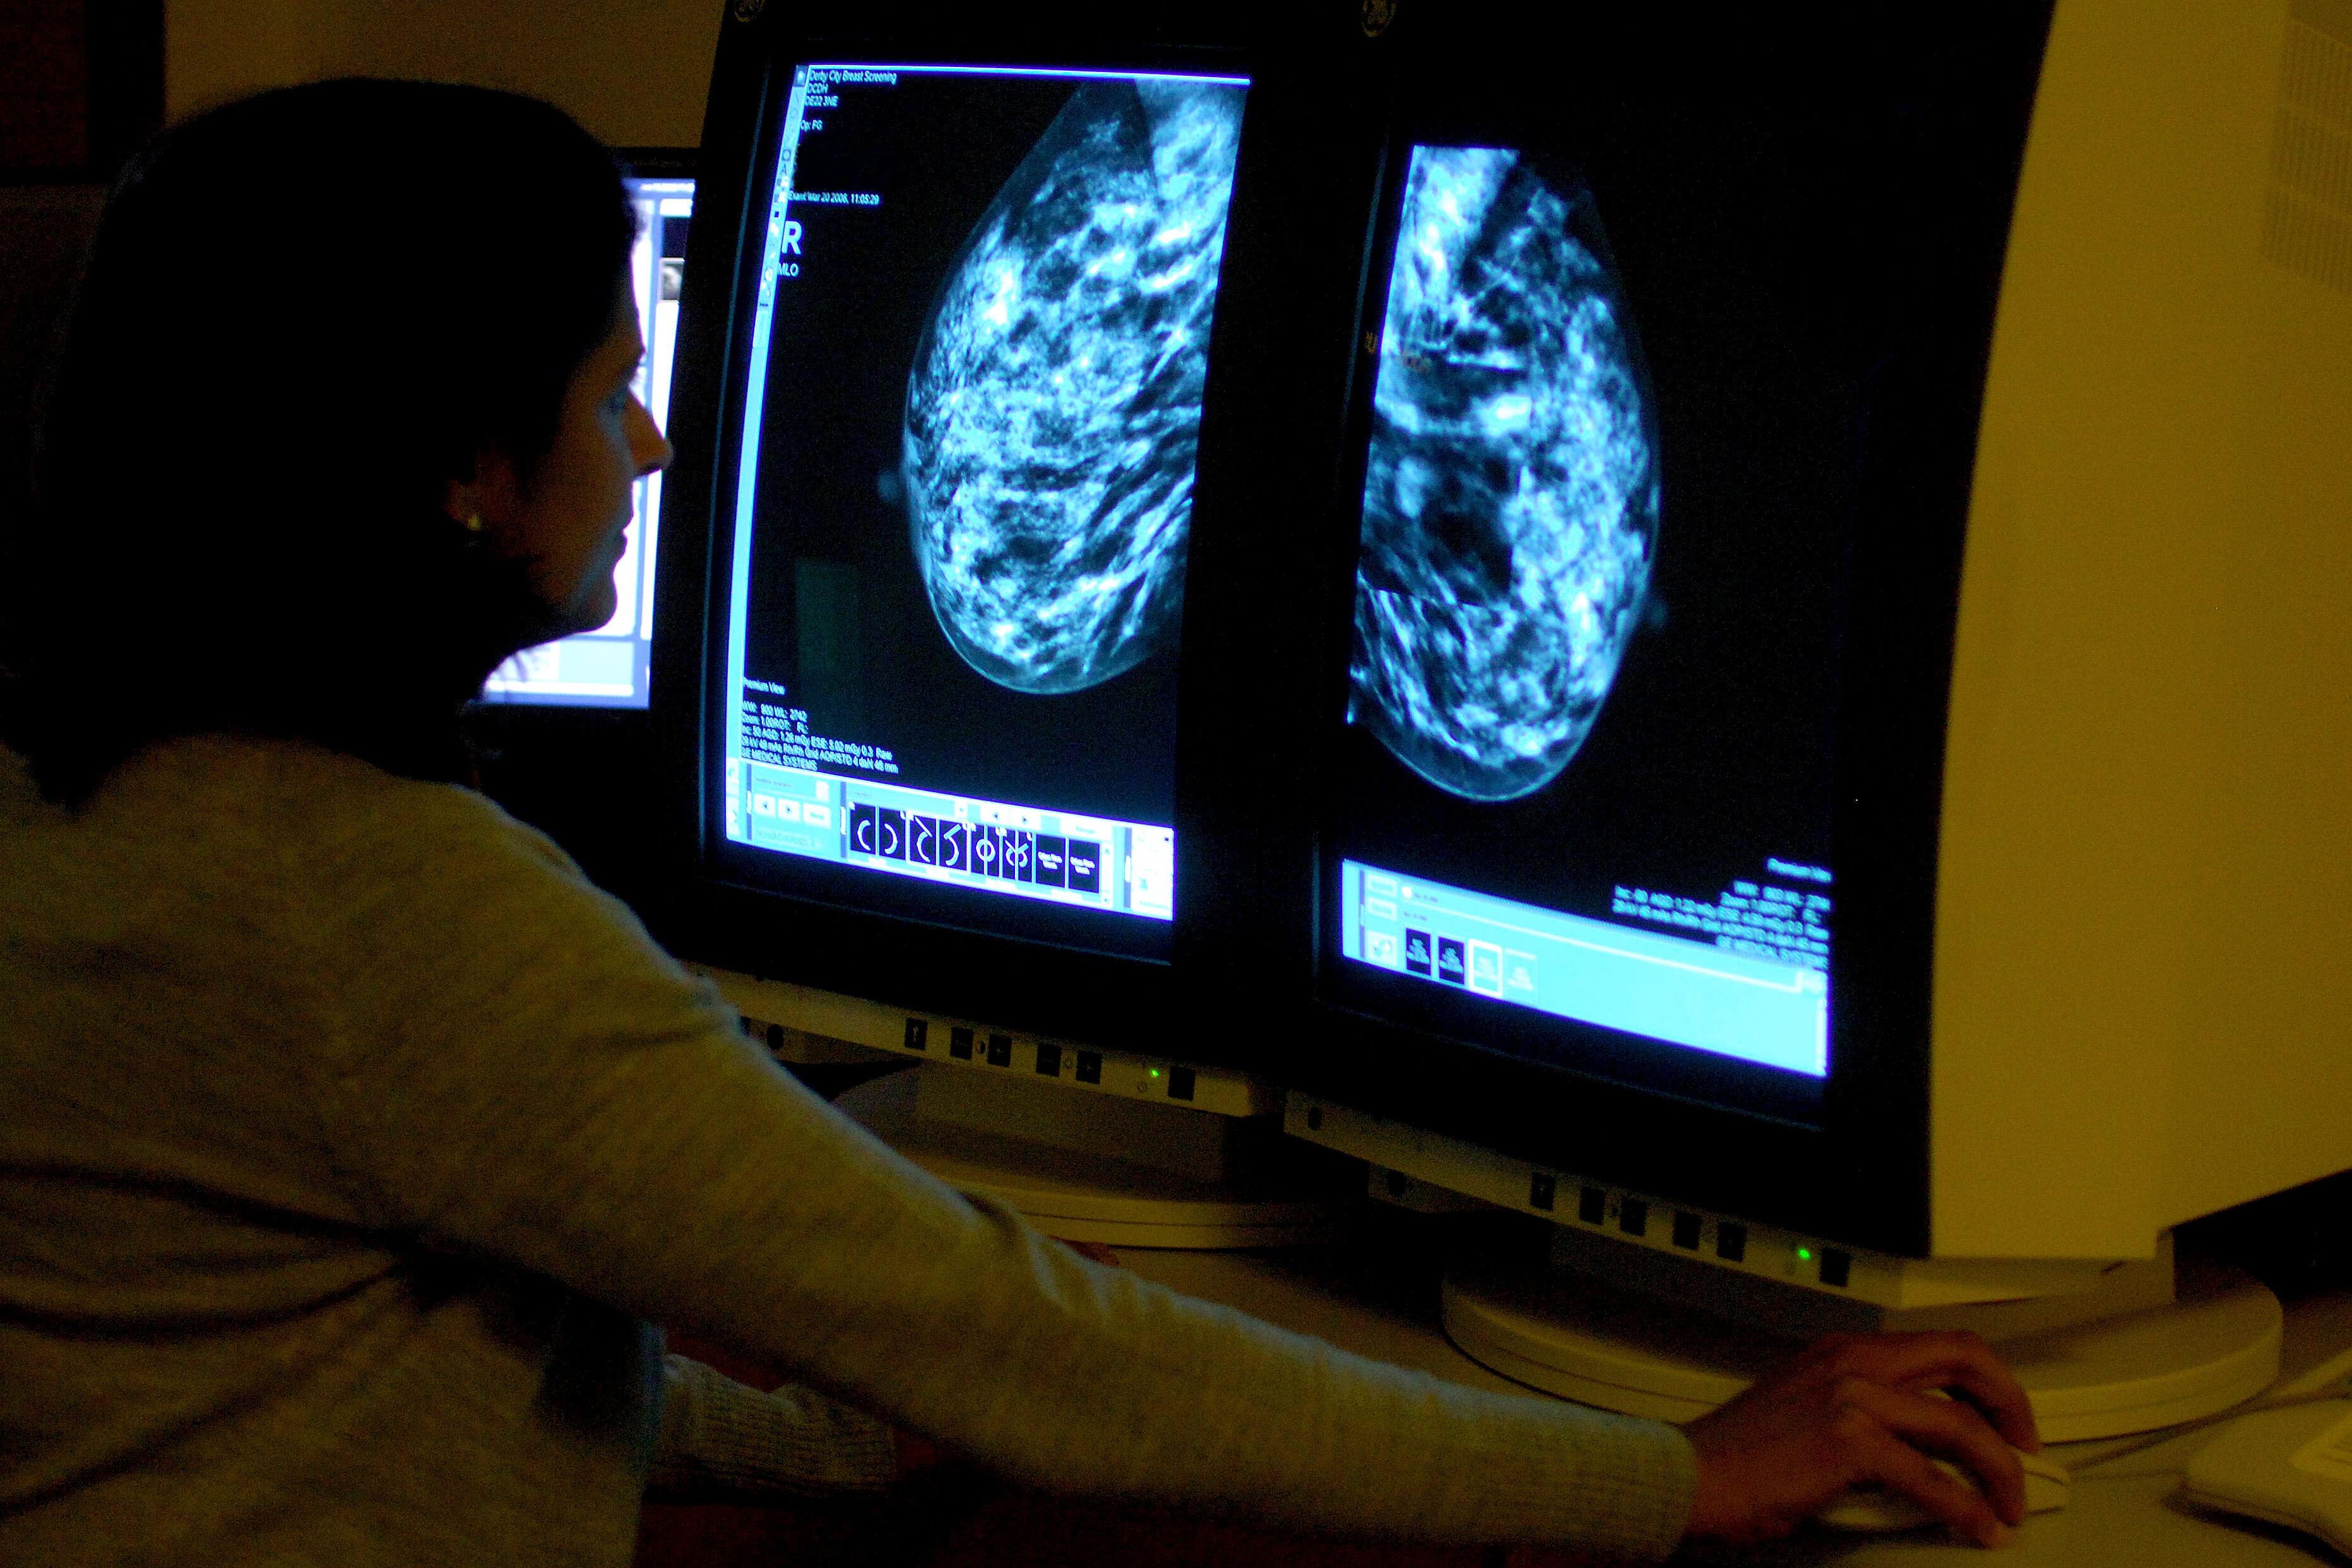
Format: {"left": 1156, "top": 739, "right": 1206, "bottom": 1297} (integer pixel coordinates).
{"left": 903, "top": 78, "right": 1245, "bottom": 696}
{"left": 1350, "top": 146, "right": 1660, "bottom": 802}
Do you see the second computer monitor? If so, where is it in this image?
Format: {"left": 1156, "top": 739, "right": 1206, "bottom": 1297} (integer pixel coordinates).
{"left": 1281, "top": 7, "right": 2062, "bottom": 1254}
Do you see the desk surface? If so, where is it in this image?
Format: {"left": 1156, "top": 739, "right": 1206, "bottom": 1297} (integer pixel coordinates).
{"left": 1117, "top": 1247, "right": 2352, "bottom": 1567}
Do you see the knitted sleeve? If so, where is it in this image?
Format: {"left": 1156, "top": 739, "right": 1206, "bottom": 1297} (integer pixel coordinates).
{"left": 309, "top": 780, "right": 1697, "bottom": 1557}
{"left": 647, "top": 1354, "right": 896, "bottom": 1502}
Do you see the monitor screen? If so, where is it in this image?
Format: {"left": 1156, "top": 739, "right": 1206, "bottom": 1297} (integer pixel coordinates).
{"left": 1321, "top": 143, "right": 1840, "bottom": 1117}
{"left": 709, "top": 62, "right": 1249, "bottom": 959}
{"left": 482, "top": 173, "right": 695, "bottom": 708}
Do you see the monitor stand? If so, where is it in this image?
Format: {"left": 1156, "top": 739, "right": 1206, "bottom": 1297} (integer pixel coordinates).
{"left": 701, "top": 966, "right": 1336, "bottom": 1250}
{"left": 1286, "top": 1092, "right": 2281, "bottom": 1440}
{"left": 1440, "top": 1225, "right": 2281, "bottom": 1442}
{"left": 837, "top": 1067, "right": 1335, "bottom": 1249}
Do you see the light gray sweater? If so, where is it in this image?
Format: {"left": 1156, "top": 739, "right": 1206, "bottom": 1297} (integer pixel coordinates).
{"left": 0, "top": 737, "right": 1696, "bottom": 1565}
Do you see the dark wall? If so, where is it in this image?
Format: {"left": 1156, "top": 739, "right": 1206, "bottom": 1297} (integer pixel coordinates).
{"left": 1, "top": 3, "right": 90, "bottom": 172}
{"left": 3, "top": 0, "right": 162, "bottom": 591}
{"left": 1, "top": 0, "right": 162, "bottom": 181}
{"left": 0, "top": 184, "right": 106, "bottom": 534}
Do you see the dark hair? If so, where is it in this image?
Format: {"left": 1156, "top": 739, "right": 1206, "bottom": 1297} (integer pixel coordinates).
{"left": 1, "top": 79, "right": 636, "bottom": 803}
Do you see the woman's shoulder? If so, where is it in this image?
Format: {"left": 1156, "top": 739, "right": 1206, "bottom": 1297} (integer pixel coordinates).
{"left": 152, "top": 739, "right": 730, "bottom": 1071}
{"left": 131, "top": 734, "right": 571, "bottom": 858}
{"left": 7, "top": 733, "right": 683, "bottom": 999}
{"left": 26, "top": 734, "right": 598, "bottom": 927}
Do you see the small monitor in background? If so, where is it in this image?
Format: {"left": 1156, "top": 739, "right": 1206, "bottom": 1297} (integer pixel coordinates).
{"left": 480, "top": 166, "right": 694, "bottom": 709}
{"left": 710, "top": 64, "right": 1248, "bottom": 953}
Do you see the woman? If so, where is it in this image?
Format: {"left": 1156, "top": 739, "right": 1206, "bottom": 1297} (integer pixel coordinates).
{"left": 0, "top": 80, "right": 2037, "bottom": 1565}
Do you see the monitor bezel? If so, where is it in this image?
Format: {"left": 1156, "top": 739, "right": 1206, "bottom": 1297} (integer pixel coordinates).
{"left": 1253, "top": 7, "right": 2055, "bottom": 1257}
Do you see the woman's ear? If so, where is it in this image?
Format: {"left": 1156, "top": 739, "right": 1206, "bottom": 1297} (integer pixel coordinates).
{"left": 441, "top": 476, "right": 482, "bottom": 530}
{"left": 446, "top": 451, "right": 523, "bottom": 535}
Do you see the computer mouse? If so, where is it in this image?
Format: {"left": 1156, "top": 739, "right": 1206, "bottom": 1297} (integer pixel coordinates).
{"left": 1816, "top": 1447, "right": 2070, "bottom": 1532}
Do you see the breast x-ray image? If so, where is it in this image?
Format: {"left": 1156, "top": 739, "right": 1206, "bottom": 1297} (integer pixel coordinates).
{"left": 903, "top": 79, "right": 1245, "bottom": 695}
{"left": 1350, "top": 145, "right": 1660, "bottom": 802}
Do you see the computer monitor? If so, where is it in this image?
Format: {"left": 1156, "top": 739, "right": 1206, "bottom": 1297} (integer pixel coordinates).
{"left": 650, "top": 8, "right": 1383, "bottom": 1072}
{"left": 480, "top": 159, "right": 695, "bottom": 709}
{"left": 1274, "top": 0, "right": 2352, "bottom": 1430}
{"left": 645, "top": 7, "right": 1389, "bottom": 1247}
{"left": 1269, "top": 8, "right": 2048, "bottom": 1253}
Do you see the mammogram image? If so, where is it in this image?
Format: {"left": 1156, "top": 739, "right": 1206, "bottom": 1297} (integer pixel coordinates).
{"left": 1351, "top": 145, "right": 1659, "bottom": 802}
{"left": 903, "top": 78, "right": 1244, "bottom": 694}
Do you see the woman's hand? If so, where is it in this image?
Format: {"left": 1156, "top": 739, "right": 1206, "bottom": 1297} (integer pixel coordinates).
{"left": 1682, "top": 1330, "right": 2041, "bottom": 1548}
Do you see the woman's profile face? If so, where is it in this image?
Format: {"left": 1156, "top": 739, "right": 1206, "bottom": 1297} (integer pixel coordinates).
{"left": 472, "top": 275, "right": 673, "bottom": 635}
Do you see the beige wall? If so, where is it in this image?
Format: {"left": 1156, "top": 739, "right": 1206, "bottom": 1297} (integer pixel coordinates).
{"left": 165, "top": 0, "right": 723, "bottom": 147}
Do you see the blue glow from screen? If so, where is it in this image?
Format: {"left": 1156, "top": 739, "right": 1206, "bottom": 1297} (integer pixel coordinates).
{"left": 1344, "top": 860, "right": 1829, "bottom": 1077}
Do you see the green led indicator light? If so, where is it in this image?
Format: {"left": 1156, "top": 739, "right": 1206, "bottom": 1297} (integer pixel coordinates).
{"left": 1149, "top": 1068, "right": 1163, "bottom": 1078}
{"left": 1797, "top": 1247, "right": 1814, "bottom": 1262}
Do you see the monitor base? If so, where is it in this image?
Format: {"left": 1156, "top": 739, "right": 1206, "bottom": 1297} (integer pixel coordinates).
{"left": 836, "top": 1067, "right": 1336, "bottom": 1250}
{"left": 1440, "top": 1245, "right": 2280, "bottom": 1440}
